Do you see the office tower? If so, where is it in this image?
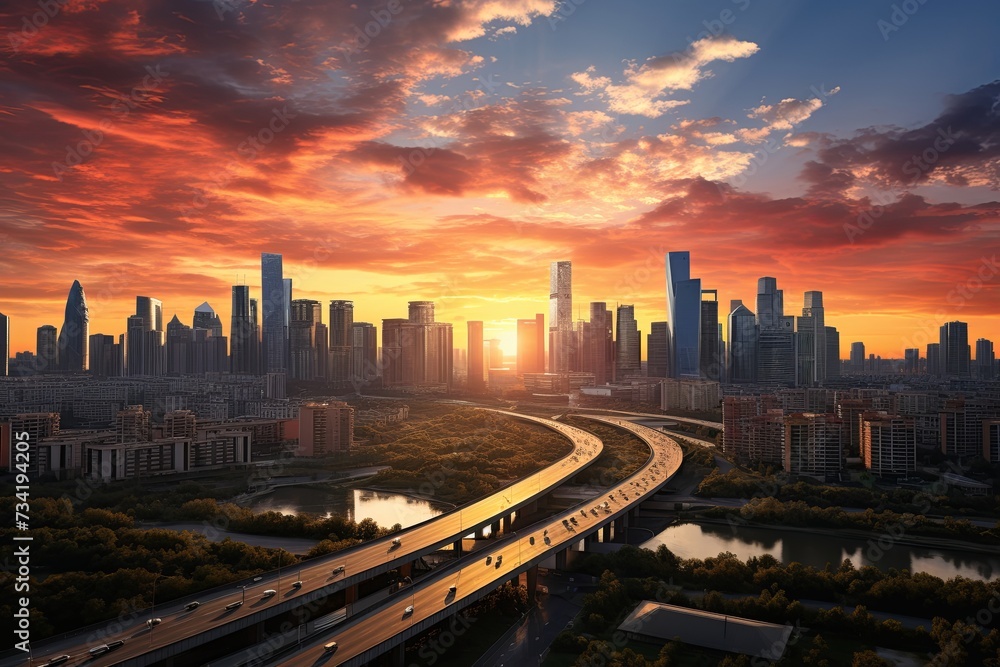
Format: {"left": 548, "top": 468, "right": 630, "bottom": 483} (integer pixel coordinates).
{"left": 57, "top": 280, "right": 89, "bottom": 372}
{"left": 940, "top": 398, "right": 996, "bottom": 458}
{"left": 756, "top": 277, "right": 784, "bottom": 331}
{"left": 849, "top": 342, "right": 865, "bottom": 373}
{"left": 134, "top": 296, "right": 163, "bottom": 334}
{"left": 36, "top": 325, "right": 58, "bottom": 372}
{"left": 125, "top": 315, "right": 145, "bottom": 376}
{"left": 468, "top": 321, "right": 485, "bottom": 391}
{"left": 261, "top": 252, "right": 287, "bottom": 373}
{"left": 862, "top": 413, "right": 916, "bottom": 477}
{"left": 88, "top": 334, "right": 123, "bottom": 377}
{"left": 382, "top": 302, "right": 453, "bottom": 388}
{"left": 488, "top": 339, "right": 503, "bottom": 369}
{"left": 727, "top": 304, "right": 757, "bottom": 383}
{"left": 351, "top": 322, "right": 378, "bottom": 388}
{"left": 647, "top": 322, "right": 669, "bottom": 378}
{"left": 698, "top": 291, "right": 720, "bottom": 380}
{"left": 586, "top": 303, "right": 614, "bottom": 385}
{"left": 784, "top": 413, "right": 843, "bottom": 478}
{"left": 230, "top": 286, "right": 257, "bottom": 374}
{"left": 757, "top": 315, "right": 796, "bottom": 386}
{"left": 903, "top": 348, "right": 920, "bottom": 374}
{"left": 825, "top": 326, "right": 840, "bottom": 379}
{"left": 666, "top": 252, "right": 701, "bottom": 378}
{"left": 193, "top": 302, "right": 223, "bottom": 337}
{"left": 939, "top": 321, "right": 970, "bottom": 377}
{"left": 976, "top": 338, "right": 995, "bottom": 380}
{"left": 0, "top": 312, "right": 7, "bottom": 376}
{"left": 290, "top": 299, "right": 323, "bottom": 380}
{"left": 549, "top": 261, "right": 573, "bottom": 373}
{"left": 926, "top": 342, "right": 941, "bottom": 376}
{"left": 615, "top": 305, "right": 641, "bottom": 381}
{"left": 516, "top": 315, "right": 545, "bottom": 375}
{"left": 297, "top": 402, "right": 354, "bottom": 456}
{"left": 329, "top": 300, "right": 354, "bottom": 384}
{"left": 795, "top": 291, "right": 826, "bottom": 386}
{"left": 165, "top": 315, "right": 192, "bottom": 374}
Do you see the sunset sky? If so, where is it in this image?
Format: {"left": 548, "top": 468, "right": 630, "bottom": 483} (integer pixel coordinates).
{"left": 1, "top": 0, "right": 998, "bottom": 359}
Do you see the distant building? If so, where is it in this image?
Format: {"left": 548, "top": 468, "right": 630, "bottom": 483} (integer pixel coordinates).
{"left": 722, "top": 395, "right": 783, "bottom": 465}
{"left": 975, "top": 338, "right": 995, "bottom": 380}
{"left": 297, "top": 402, "right": 354, "bottom": 456}
{"left": 88, "top": 334, "right": 123, "bottom": 377}
{"left": 329, "top": 300, "right": 354, "bottom": 384}
{"left": 699, "top": 291, "right": 720, "bottom": 381}
{"left": 984, "top": 420, "right": 1000, "bottom": 463}
{"left": 615, "top": 305, "right": 641, "bottom": 381}
{"left": 861, "top": 412, "right": 916, "bottom": 476}
{"left": 549, "top": 261, "right": 573, "bottom": 373}
{"left": 647, "top": 321, "right": 669, "bottom": 379}
{"left": 850, "top": 342, "right": 865, "bottom": 374}
{"left": 290, "top": 299, "right": 323, "bottom": 381}
{"left": 0, "top": 312, "right": 8, "bottom": 377}
{"left": 351, "top": 322, "right": 378, "bottom": 389}
{"left": 727, "top": 303, "right": 756, "bottom": 383}
{"left": 784, "top": 413, "right": 843, "bottom": 478}
{"left": 940, "top": 321, "right": 970, "bottom": 377}
{"left": 926, "top": 342, "right": 941, "bottom": 376}
{"left": 825, "top": 326, "right": 840, "bottom": 379}
{"left": 666, "top": 252, "right": 701, "bottom": 378}
{"left": 516, "top": 314, "right": 545, "bottom": 375}
{"left": 382, "top": 302, "right": 453, "bottom": 388}
{"left": 468, "top": 321, "right": 485, "bottom": 391}
{"left": 904, "top": 348, "right": 920, "bottom": 374}
{"left": 941, "top": 398, "right": 996, "bottom": 458}
{"left": 261, "top": 252, "right": 288, "bottom": 373}
{"left": 661, "top": 379, "right": 719, "bottom": 412}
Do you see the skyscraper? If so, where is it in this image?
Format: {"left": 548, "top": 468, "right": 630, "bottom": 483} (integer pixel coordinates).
{"left": 586, "top": 302, "right": 613, "bottom": 384}
{"left": 193, "top": 302, "right": 223, "bottom": 336}
{"left": 230, "top": 285, "right": 257, "bottom": 374}
{"left": 796, "top": 291, "right": 826, "bottom": 386}
{"left": 615, "top": 305, "right": 641, "bottom": 381}
{"left": 329, "top": 300, "right": 354, "bottom": 383}
{"left": 850, "top": 342, "right": 866, "bottom": 373}
{"left": 699, "top": 290, "right": 720, "bottom": 380}
{"left": 727, "top": 302, "right": 757, "bottom": 383}
{"left": 351, "top": 322, "right": 378, "bottom": 389}
{"left": 940, "top": 321, "right": 970, "bottom": 377}
{"left": 165, "top": 314, "right": 192, "bottom": 374}
{"left": 666, "top": 251, "right": 701, "bottom": 378}
{"left": 825, "top": 326, "right": 840, "bottom": 379}
{"left": 926, "top": 342, "right": 941, "bottom": 376}
{"left": 290, "top": 299, "right": 323, "bottom": 380}
{"left": 58, "top": 280, "right": 89, "bottom": 372}
{"left": 88, "top": 333, "right": 123, "bottom": 377}
{"left": 126, "top": 315, "right": 145, "bottom": 376}
{"left": 904, "top": 348, "right": 920, "bottom": 374}
{"left": 261, "top": 252, "right": 287, "bottom": 373}
{"left": 756, "top": 277, "right": 783, "bottom": 331}
{"left": 36, "top": 324, "right": 57, "bottom": 372}
{"left": 516, "top": 315, "right": 545, "bottom": 375}
{"left": 0, "top": 312, "right": 8, "bottom": 376}
{"left": 468, "top": 320, "right": 485, "bottom": 391}
{"left": 549, "top": 261, "right": 572, "bottom": 373}
{"left": 647, "top": 322, "right": 669, "bottom": 378}
{"left": 135, "top": 296, "right": 163, "bottom": 333}
{"left": 976, "top": 338, "right": 995, "bottom": 380}
{"left": 382, "top": 302, "right": 453, "bottom": 388}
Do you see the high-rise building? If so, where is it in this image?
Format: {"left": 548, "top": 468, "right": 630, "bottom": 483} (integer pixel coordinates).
{"left": 488, "top": 338, "right": 503, "bottom": 369}
{"left": 722, "top": 395, "right": 783, "bottom": 465}
{"left": 382, "top": 302, "right": 453, "bottom": 388}
{"left": 862, "top": 412, "right": 916, "bottom": 477}
{"left": 647, "top": 322, "right": 670, "bottom": 379}
{"left": 36, "top": 324, "right": 58, "bottom": 372}
{"left": 615, "top": 305, "right": 641, "bottom": 381}
{"left": 261, "top": 252, "right": 287, "bottom": 373}
{"left": 825, "top": 326, "right": 840, "bottom": 379}
{"left": 0, "top": 312, "right": 8, "bottom": 376}
{"left": 468, "top": 321, "right": 485, "bottom": 391}
{"left": 351, "top": 322, "right": 378, "bottom": 389}
{"left": 975, "top": 338, "right": 995, "bottom": 380}
{"left": 850, "top": 342, "right": 865, "bottom": 373}
{"left": 549, "top": 261, "right": 573, "bottom": 373}
{"left": 757, "top": 316, "right": 796, "bottom": 386}
{"left": 290, "top": 299, "right": 323, "bottom": 381}
{"left": 699, "top": 290, "right": 720, "bottom": 380}
{"left": 165, "top": 315, "right": 192, "bottom": 374}
{"left": 135, "top": 296, "right": 163, "bottom": 333}
{"left": 784, "top": 413, "right": 843, "bottom": 478}
{"left": 58, "top": 280, "right": 89, "bottom": 372}
{"left": 940, "top": 321, "right": 970, "bottom": 377}
{"left": 756, "top": 277, "right": 783, "bottom": 331}
{"left": 941, "top": 398, "right": 996, "bottom": 458}
{"left": 587, "top": 303, "right": 614, "bottom": 384}
{"left": 795, "top": 291, "right": 826, "bottom": 386}
{"left": 193, "top": 302, "right": 223, "bottom": 337}
{"left": 230, "top": 285, "right": 258, "bottom": 374}
{"left": 666, "top": 252, "right": 701, "bottom": 378}
{"left": 88, "top": 334, "right": 123, "bottom": 377}
{"left": 727, "top": 303, "right": 757, "bottom": 383}
{"left": 904, "top": 348, "right": 920, "bottom": 374}
{"left": 329, "top": 300, "right": 354, "bottom": 384}
{"left": 516, "top": 315, "right": 545, "bottom": 375}
{"left": 926, "top": 343, "right": 941, "bottom": 376}
{"left": 297, "top": 402, "right": 354, "bottom": 456}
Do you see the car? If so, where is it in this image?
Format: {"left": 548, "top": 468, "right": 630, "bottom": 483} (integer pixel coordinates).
{"left": 292, "top": 580, "right": 303, "bottom": 588}
{"left": 391, "top": 537, "right": 402, "bottom": 548}
{"left": 448, "top": 585, "right": 457, "bottom": 595}
{"left": 46, "top": 657, "right": 70, "bottom": 666}
{"left": 184, "top": 601, "right": 201, "bottom": 611}
{"left": 146, "top": 618, "right": 162, "bottom": 627}
{"left": 324, "top": 641, "right": 339, "bottom": 654}
{"left": 225, "top": 601, "right": 244, "bottom": 610}
{"left": 404, "top": 605, "right": 414, "bottom": 615}
{"left": 262, "top": 589, "right": 277, "bottom": 598}
{"left": 107, "top": 640, "right": 125, "bottom": 650}
{"left": 89, "top": 645, "right": 110, "bottom": 656}
{"left": 332, "top": 565, "right": 345, "bottom": 575}
{"left": 253, "top": 576, "right": 263, "bottom": 582}
{"left": 485, "top": 555, "right": 492, "bottom": 565}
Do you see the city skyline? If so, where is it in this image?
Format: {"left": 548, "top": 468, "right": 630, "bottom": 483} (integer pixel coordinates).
{"left": 1, "top": 1, "right": 998, "bottom": 358}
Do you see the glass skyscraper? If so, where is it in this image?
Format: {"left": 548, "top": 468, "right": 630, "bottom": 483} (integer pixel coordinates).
{"left": 261, "top": 252, "right": 287, "bottom": 373}
{"left": 549, "top": 261, "right": 572, "bottom": 373}
{"left": 58, "top": 280, "right": 89, "bottom": 372}
{"left": 666, "top": 251, "right": 701, "bottom": 378}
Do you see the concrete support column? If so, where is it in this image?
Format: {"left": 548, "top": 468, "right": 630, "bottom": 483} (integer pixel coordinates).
{"left": 613, "top": 517, "right": 625, "bottom": 542}
{"left": 555, "top": 548, "right": 568, "bottom": 570}
{"left": 345, "top": 583, "right": 358, "bottom": 605}
{"left": 399, "top": 561, "right": 412, "bottom": 578}
{"left": 502, "top": 514, "right": 512, "bottom": 534}
{"left": 526, "top": 565, "right": 538, "bottom": 601}
{"left": 390, "top": 641, "right": 406, "bottom": 667}
{"left": 491, "top": 520, "right": 500, "bottom": 537}
{"left": 453, "top": 538, "right": 463, "bottom": 556}
{"left": 602, "top": 523, "right": 612, "bottom": 542}
{"left": 476, "top": 526, "right": 487, "bottom": 539}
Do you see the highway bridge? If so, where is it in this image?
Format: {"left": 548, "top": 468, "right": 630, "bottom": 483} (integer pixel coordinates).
{"left": 7, "top": 411, "right": 603, "bottom": 667}
{"left": 264, "top": 416, "right": 684, "bottom": 667}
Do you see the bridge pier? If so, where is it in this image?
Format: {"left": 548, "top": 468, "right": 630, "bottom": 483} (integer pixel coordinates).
{"left": 391, "top": 641, "right": 406, "bottom": 667}
{"left": 345, "top": 583, "right": 358, "bottom": 606}
{"left": 477, "top": 526, "right": 487, "bottom": 539}
{"left": 502, "top": 513, "right": 512, "bottom": 534}
{"left": 526, "top": 564, "right": 538, "bottom": 601}
{"left": 491, "top": 520, "right": 500, "bottom": 537}
{"left": 555, "top": 548, "right": 568, "bottom": 570}
{"left": 602, "top": 523, "right": 612, "bottom": 542}
{"left": 453, "top": 538, "right": 463, "bottom": 556}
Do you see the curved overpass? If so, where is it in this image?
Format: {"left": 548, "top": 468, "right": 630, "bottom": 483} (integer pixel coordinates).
{"left": 13, "top": 411, "right": 603, "bottom": 667}
{"left": 267, "top": 416, "right": 683, "bottom": 667}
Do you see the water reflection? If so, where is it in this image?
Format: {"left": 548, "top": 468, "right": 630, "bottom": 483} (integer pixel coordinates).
{"left": 643, "top": 522, "right": 1000, "bottom": 582}
{"left": 250, "top": 487, "right": 446, "bottom": 529}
